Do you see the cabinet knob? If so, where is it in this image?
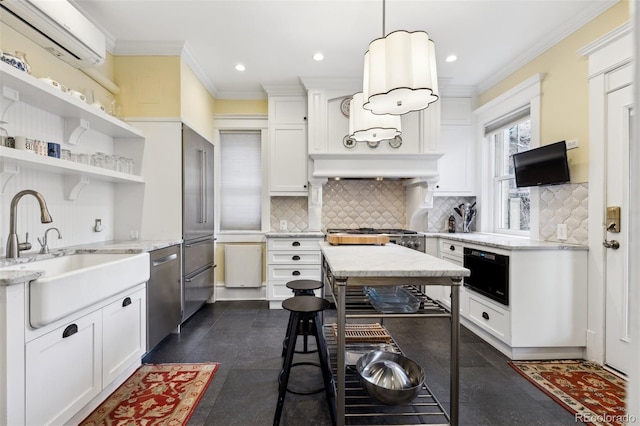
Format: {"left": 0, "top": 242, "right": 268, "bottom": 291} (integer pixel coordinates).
{"left": 62, "top": 324, "right": 78, "bottom": 338}
{"left": 482, "top": 311, "right": 490, "bottom": 320}
{"left": 122, "top": 297, "right": 132, "bottom": 307}
{"left": 292, "top": 255, "right": 301, "bottom": 261}
{"left": 292, "top": 270, "right": 301, "bottom": 276}
{"left": 292, "top": 241, "right": 301, "bottom": 247}
{"left": 450, "top": 245, "right": 455, "bottom": 251}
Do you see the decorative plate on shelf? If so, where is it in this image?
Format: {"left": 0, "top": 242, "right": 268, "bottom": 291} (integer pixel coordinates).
{"left": 340, "top": 97, "right": 352, "bottom": 117}
{"left": 388, "top": 135, "right": 403, "bottom": 149}
{"left": 343, "top": 135, "right": 356, "bottom": 149}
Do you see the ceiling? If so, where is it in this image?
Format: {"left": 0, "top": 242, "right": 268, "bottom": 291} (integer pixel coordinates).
{"left": 72, "top": 0, "right": 619, "bottom": 99}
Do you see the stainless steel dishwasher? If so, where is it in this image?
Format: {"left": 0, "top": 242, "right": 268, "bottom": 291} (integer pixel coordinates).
{"left": 147, "top": 245, "right": 182, "bottom": 351}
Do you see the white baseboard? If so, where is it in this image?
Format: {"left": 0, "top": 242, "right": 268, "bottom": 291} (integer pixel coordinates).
{"left": 215, "top": 283, "right": 266, "bottom": 301}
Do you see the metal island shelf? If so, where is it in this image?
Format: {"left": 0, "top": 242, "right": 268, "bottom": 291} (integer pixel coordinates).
{"left": 319, "top": 241, "right": 469, "bottom": 426}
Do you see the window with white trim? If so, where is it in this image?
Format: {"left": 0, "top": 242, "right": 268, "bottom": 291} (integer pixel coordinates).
{"left": 476, "top": 74, "right": 542, "bottom": 238}
{"left": 219, "top": 131, "right": 262, "bottom": 231}
{"left": 487, "top": 112, "right": 531, "bottom": 234}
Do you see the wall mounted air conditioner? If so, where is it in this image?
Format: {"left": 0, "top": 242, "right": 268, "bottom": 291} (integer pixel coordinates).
{"left": 0, "top": 0, "right": 106, "bottom": 68}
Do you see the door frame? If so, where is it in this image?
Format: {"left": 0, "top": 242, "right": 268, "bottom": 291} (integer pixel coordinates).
{"left": 581, "top": 23, "right": 632, "bottom": 365}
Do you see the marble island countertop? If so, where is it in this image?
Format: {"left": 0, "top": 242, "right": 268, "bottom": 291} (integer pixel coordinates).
{"left": 0, "top": 239, "right": 180, "bottom": 286}
{"left": 423, "top": 232, "right": 588, "bottom": 251}
{"left": 319, "top": 241, "right": 469, "bottom": 279}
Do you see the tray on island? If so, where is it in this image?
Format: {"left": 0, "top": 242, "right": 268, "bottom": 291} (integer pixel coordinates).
{"left": 364, "top": 286, "right": 421, "bottom": 313}
{"left": 331, "top": 323, "right": 391, "bottom": 344}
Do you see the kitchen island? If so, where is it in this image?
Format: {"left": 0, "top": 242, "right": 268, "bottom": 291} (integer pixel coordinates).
{"left": 320, "top": 241, "right": 469, "bottom": 426}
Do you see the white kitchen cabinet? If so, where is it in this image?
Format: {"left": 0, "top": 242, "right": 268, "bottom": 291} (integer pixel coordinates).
{"left": 0, "top": 61, "right": 145, "bottom": 200}
{"left": 103, "top": 288, "right": 146, "bottom": 385}
{"left": 0, "top": 279, "right": 147, "bottom": 426}
{"left": 434, "top": 98, "right": 476, "bottom": 196}
{"left": 25, "top": 310, "right": 103, "bottom": 426}
{"left": 436, "top": 239, "right": 468, "bottom": 315}
{"left": 436, "top": 237, "right": 588, "bottom": 360}
{"left": 268, "top": 96, "right": 308, "bottom": 195}
{"left": 266, "top": 236, "right": 322, "bottom": 308}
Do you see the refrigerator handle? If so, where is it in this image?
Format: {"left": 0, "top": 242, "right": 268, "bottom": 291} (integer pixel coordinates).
{"left": 198, "top": 148, "right": 205, "bottom": 224}
{"left": 203, "top": 149, "right": 208, "bottom": 224}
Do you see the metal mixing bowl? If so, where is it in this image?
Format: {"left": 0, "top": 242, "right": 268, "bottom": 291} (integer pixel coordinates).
{"left": 355, "top": 350, "right": 425, "bottom": 405}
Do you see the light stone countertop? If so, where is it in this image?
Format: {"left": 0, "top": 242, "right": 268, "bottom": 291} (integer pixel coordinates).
{"left": 0, "top": 239, "right": 180, "bottom": 286}
{"left": 423, "top": 232, "right": 588, "bottom": 251}
{"left": 319, "top": 241, "right": 469, "bottom": 279}
{"left": 265, "top": 231, "right": 325, "bottom": 238}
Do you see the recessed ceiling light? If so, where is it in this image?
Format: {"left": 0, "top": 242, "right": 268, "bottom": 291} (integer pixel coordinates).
{"left": 445, "top": 55, "right": 457, "bottom": 63}
{"left": 313, "top": 52, "right": 324, "bottom": 61}
{"left": 235, "top": 64, "right": 246, "bottom": 71}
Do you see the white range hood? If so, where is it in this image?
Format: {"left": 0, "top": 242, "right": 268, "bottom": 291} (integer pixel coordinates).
{"left": 309, "top": 152, "right": 442, "bottom": 179}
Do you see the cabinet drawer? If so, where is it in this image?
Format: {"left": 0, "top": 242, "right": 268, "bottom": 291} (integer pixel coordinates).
{"left": 268, "top": 264, "right": 320, "bottom": 281}
{"left": 467, "top": 295, "right": 510, "bottom": 343}
{"left": 268, "top": 251, "right": 321, "bottom": 265}
{"left": 440, "top": 240, "right": 464, "bottom": 258}
{"left": 268, "top": 238, "right": 321, "bottom": 251}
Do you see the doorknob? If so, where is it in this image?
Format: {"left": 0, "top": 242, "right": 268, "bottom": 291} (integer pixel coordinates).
{"left": 603, "top": 240, "right": 620, "bottom": 249}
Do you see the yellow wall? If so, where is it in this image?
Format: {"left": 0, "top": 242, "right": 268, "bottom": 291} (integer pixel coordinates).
{"left": 180, "top": 60, "right": 216, "bottom": 141}
{"left": 214, "top": 99, "right": 268, "bottom": 115}
{"left": 478, "top": 1, "right": 629, "bottom": 183}
{"left": 113, "top": 56, "right": 181, "bottom": 118}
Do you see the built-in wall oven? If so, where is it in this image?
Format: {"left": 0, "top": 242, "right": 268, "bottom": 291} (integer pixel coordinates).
{"left": 463, "top": 248, "right": 509, "bottom": 305}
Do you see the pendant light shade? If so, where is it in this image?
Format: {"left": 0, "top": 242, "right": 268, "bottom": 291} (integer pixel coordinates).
{"left": 363, "top": 30, "right": 439, "bottom": 115}
{"left": 349, "top": 92, "right": 402, "bottom": 142}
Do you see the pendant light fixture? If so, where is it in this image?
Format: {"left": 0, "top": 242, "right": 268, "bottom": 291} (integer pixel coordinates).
{"left": 349, "top": 92, "right": 402, "bottom": 142}
{"left": 362, "top": 0, "right": 439, "bottom": 115}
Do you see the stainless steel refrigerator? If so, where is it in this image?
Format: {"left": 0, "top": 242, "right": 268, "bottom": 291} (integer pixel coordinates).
{"left": 182, "top": 124, "right": 215, "bottom": 323}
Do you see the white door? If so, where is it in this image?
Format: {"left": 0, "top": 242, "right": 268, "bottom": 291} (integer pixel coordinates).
{"left": 605, "top": 84, "right": 633, "bottom": 374}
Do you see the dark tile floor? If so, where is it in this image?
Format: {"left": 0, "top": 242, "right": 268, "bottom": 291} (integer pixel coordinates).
{"left": 142, "top": 300, "right": 582, "bottom": 426}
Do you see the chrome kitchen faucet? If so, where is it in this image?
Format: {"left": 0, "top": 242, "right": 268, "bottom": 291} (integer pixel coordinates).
{"left": 6, "top": 190, "right": 53, "bottom": 259}
{"left": 37, "top": 227, "right": 62, "bottom": 254}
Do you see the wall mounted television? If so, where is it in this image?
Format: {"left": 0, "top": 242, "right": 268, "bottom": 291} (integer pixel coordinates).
{"left": 512, "top": 140, "right": 570, "bottom": 188}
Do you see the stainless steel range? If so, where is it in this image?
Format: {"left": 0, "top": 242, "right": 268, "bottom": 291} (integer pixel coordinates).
{"left": 325, "top": 228, "right": 426, "bottom": 252}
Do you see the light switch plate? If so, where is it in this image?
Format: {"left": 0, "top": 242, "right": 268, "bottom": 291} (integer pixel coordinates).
{"left": 280, "top": 220, "right": 288, "bottom": 231}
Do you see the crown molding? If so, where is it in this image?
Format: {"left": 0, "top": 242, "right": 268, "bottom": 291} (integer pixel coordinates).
{"left": 477, "top": 0, "right": 620, "bottom": 94}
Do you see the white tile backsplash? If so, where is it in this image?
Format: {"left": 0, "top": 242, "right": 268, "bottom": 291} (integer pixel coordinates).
{"left": 270, "top": 196, "right": 308, "bottom": 231}
{"left": 538, "top": 183, "right": 588, "bottom": 245}
{"left": 427, "top": 196, "right": 477, "bottom": 233}
{"left": 321, "top": 180, "right": 406, "bottom": 230}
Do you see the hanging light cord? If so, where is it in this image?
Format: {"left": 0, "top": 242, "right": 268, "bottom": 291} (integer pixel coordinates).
{"left": 382, "top": 0, "right": 386, "bottom": 37}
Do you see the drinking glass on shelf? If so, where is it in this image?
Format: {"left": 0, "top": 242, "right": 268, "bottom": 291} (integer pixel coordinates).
{"left": 92, "top": 152, "right": 105, "bottom": 168}
{"left": 104, "top": 154, "right": 116, "bottom": 170}
{"left": 78, "top": 153, "right": 89, "bottom": 165}
{"left": 126, "top": 158, "right": 135, "bottom": 174}
{"left": 69, "top": 153, "right": 78, "bottom": 163}
{"left": 61, "top": 149, "right": 71, "bottom": 160}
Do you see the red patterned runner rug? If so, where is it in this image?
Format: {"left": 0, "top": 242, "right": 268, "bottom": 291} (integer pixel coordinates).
{"left": 80, "top": 363, "right": 219, "bottom": 426}
{"left": 509, "top": 360, "right": 628, "bottom": 426}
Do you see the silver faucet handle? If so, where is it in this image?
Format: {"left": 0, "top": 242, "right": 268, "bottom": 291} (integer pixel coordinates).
{"left": 18, "top": 232, "right": 32, "bottom": 251}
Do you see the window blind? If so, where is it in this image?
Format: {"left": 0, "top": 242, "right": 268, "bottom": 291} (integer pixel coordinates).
{"left": 219, "top": 131, "right": 262, "bottom": 231}
{"left": 484, "top": 106, "right": 530, "bottom": 136}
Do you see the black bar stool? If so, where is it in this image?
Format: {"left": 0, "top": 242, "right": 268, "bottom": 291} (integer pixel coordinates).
{"left": 274, "top": 296, "right": 336, "bottom": 426}
{"left": 282, "top": 279, "right": 324, "bottom": 357}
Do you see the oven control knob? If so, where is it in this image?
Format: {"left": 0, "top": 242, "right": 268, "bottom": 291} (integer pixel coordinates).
{"left": 414, "top": 240, "right": 421, "bottom": 249}
{"left": 406, "top": 240, "right": 415, "bottom": 249}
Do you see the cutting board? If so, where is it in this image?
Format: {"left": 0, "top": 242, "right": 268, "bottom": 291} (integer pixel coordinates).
{"left": 327, "top": 233, "right": 390, "bottom": 246}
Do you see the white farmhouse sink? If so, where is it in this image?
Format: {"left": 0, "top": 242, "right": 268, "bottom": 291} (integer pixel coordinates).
{"left": 7, "top": 252, "right": 150, "bottom": 328}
